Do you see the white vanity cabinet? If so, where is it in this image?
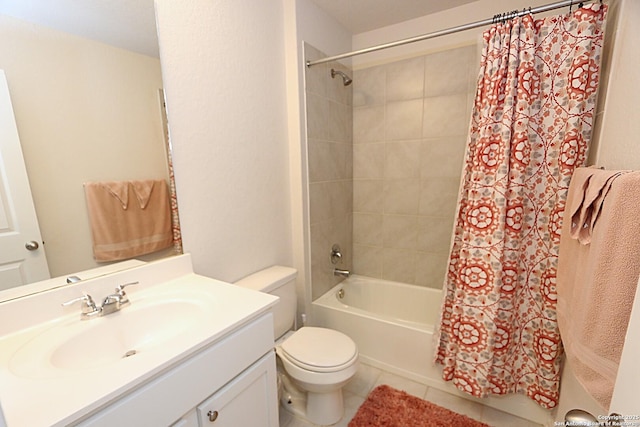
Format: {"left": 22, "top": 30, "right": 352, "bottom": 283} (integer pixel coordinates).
{"left": 75, "top": 313, "right": 278, "bottom": 427}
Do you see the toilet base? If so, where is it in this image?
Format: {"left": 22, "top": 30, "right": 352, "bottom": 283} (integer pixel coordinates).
{"left": 280, "top": 374, "right": 345, "bottom": 426}
{"left": 307, "top": 389, "right": 344, "bottom": 426}
{"left": 279, "top": 370, "right": 307, "bottom": 419}
{"left": 280, "top": 389, "right": 306, "bottom": 420}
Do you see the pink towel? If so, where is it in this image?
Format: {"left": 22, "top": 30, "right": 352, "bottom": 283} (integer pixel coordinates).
{"left": 84, "top": 180, "right": 173, "bottom": 262}
{"left": 557, "top": 168, "right": 640, "bottom": 410}
{"left": 588, "top": 172, "right": 626, "bottom": 235}
{"left": 569, "top": 168, "right": 628, "bottom": 244}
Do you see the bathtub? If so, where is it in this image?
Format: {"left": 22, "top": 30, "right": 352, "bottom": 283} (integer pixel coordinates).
{"left": 312, "top": 275, "right": 551, "bottom": 425}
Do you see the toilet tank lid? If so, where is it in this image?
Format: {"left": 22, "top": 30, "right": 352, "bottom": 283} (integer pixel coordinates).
{"left": 234, "top": 265, "right": 297, "bottom": 292}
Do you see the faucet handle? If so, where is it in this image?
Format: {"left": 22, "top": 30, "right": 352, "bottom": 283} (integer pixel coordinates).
{"left": 61, "top": 293, "right": 101, "bottom": 319}
{"left": 330, "top": 244, "right": 343, "bottom": 265}
{"left": 62, "top": 293, "right": 95, "bottom": 308}
{"left": 115, "top": 281, "right": 139, "bottom": 304}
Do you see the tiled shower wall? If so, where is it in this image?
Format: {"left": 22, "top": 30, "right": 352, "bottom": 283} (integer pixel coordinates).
{"left": 305, "top": 43, "right": 478, "bottom": 298}
{"left": 305, "top": 43, "right": 353, "bottom": 300}
{"left": 352, "top": 45, "right": 477, "bottom": 288}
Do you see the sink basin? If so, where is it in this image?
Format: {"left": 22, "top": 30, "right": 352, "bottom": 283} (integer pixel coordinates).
{"left": 9, "top": 291, "right": 211, "bottom": 379}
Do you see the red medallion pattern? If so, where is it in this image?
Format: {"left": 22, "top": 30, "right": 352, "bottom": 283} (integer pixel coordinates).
{"left": 435, "top": 4, "right": 607, "bottom": 409}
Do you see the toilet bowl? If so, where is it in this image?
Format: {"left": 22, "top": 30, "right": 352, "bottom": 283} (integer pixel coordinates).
{"left": 277, "top": 327, "right": 358, "bottom": 425}
{"left": 235, "top": 266, "right": 359, "bottom": 426}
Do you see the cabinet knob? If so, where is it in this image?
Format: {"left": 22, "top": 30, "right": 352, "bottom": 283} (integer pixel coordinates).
{"left": 207, "top": 410, "right": 219, "bottom": 422}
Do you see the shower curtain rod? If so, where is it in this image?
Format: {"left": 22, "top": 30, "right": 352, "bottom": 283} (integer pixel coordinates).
{"left": 306, "top": 0, "right": 598, "bottom": 67}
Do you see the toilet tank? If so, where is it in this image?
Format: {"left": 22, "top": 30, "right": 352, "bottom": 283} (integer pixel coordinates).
{"left": 234, "top": 266, "right": 297, "bottom": 340}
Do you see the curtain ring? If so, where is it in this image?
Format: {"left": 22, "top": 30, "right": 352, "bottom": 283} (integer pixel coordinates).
{"left": 569, "top": 0, "right": 574, "bottom": 13}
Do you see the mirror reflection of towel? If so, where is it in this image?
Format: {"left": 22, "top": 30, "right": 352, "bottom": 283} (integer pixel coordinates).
{"left": 131, "top": 180, "right": 155, "bottom": 209}
{"left": 83, "top": 179, "right": 173, "bottom": 261}
{"left": 101, "top": 181, "right": 129, "bottom": 209}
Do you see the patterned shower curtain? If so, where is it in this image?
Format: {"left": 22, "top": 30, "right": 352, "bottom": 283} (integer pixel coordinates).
{"left": 435, "top": 4, "right": 607, "bottom": 409}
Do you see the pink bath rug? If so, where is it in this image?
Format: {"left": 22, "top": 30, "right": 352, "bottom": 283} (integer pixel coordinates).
{"left": 348, "top": 384, "right": 490, "bottom": 427}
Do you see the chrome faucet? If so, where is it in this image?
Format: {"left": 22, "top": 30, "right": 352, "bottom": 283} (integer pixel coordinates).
{"left": 61, "top": 282, "right": 138, "bottom": 320}
{"left": 101, "top": 282, "right": 138, "bottom": 315}
{"left": 333, "top": 268, "right": 350, "bottom": 278}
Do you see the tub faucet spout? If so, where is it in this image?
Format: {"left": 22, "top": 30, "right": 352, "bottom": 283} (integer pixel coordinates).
{"left": 333, "top": 268, "right": 350, "bottom": 278}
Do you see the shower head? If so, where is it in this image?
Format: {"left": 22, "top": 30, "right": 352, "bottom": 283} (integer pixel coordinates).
{"left": 331, "top": 68, "right": 352, "bottom": 86}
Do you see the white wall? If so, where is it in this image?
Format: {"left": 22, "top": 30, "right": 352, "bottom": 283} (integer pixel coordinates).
{"left": 0, "top": 14, "right": 167, "bottom": 278}
{"left": 591, "top": 0, "right": 640, "bottom": 170}
{"left": 283, "top": 0, "right": 352, "bottom": 322}
{"left": 292, "top": 0, "right": 353, "bottom": 63}
{"left": 154, "top": 0, "right": 292, "bottom": 282}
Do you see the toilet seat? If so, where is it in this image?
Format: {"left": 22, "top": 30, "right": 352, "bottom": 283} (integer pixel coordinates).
{"left": 281, "top": 327, "right": 358, "bottom": 373}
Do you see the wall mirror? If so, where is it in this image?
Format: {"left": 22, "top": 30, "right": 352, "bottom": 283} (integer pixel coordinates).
{"left": 0, "top": 0, "right": 181, "bottom": 300}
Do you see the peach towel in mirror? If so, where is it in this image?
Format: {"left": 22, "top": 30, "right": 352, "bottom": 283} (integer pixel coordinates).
{"left": 84, "top": 180, "right": 173, "bottom": 262}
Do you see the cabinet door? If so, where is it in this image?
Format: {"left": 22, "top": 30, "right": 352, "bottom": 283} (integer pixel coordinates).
{"left": 170, "top": 410, "right": 198, "bottom": 427}
{"left": 197, "top": 352, "right": 277, "bottom": 427}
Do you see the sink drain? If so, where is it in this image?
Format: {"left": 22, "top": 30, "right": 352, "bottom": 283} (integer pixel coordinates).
{"left": 123, "top": 350, "right": 137, "bottom": 358}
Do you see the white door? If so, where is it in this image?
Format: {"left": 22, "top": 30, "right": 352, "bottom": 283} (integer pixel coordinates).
{"left": 0, "top": 70, "right": 50, "bottom": 290}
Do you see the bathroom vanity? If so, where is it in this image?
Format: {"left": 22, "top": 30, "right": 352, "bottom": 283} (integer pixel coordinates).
{"left": 0, "top": 254, "right": 279, "bottom": 427}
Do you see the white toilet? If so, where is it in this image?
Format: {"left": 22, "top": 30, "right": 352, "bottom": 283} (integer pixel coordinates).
{"left": 235, "top": 265, "right": 358, "bottom": 426}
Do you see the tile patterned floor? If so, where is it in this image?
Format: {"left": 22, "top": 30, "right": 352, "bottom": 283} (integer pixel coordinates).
{"left": 279, "top": 362, "right": 543, "bottom": 427}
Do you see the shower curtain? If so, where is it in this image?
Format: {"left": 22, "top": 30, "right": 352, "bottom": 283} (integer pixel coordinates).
{"left": 435, "top": 3, "right": 607, "bottom": 409}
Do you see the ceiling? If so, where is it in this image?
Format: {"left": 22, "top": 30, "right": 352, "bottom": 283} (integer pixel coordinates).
{"left": 0, "top": 0, "right": 478, "bottom": 58}
{"left": 310, "top": 0, "right": 478, "bottom": 34}
{"left": 0, "top": 0, "right": 159, "bottom": 57}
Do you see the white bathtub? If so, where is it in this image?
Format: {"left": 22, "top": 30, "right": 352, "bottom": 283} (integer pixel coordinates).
{"left": 312, "top": 275, "right": 551, "bottom": 425}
